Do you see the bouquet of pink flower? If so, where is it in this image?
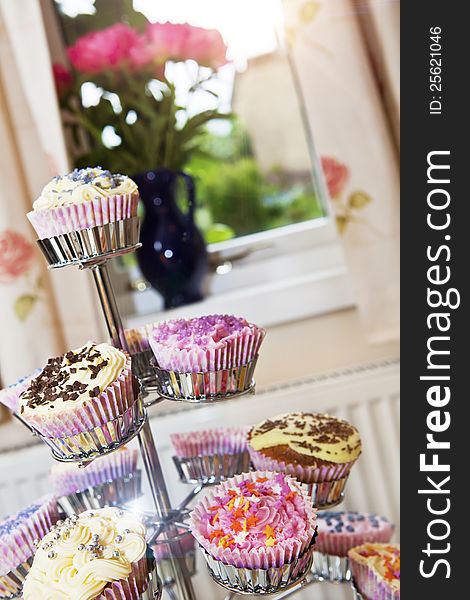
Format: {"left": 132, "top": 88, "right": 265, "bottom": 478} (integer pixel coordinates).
{"left": 54, "top": 21, "right": 230, "bottom": 173}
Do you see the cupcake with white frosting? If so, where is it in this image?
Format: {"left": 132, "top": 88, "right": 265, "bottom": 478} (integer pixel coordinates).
{"left": 27, "top": 167, "right": 139, "bottom": 239}
{"left": 18, "top": 342, "right": 138, "bottom": 448}
{"left": 22, "top": 507, "right": 157, "bottom": 600}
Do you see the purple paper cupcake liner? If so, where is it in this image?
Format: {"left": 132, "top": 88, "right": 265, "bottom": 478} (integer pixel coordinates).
{"left": 98, "top": 556, "right": 161, "bottom": 600}
{"left": 57, "top": 470, "right": 143, "bottom": 516}
{"left": 20, "top": 361, "right": 137, "bottom": 439}
{"left": 349, "top": 547, "right": 400, "bottom": 600}
{"left": 150, "top": 358, "right": 257, "bottom": 402}
{"left": 173, "top": 452, "right": 251, "bottom": 484}
{"left": 248, "top": 446, "right": 356, "bottom": 485}
{"left": 0, "top": 495, "right": 58, "bottom": 597}
{"left": 27, "top": 193, "right": 139, "bottom": 239}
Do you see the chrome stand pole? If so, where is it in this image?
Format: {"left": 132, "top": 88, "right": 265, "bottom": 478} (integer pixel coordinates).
{"left": 90, "top": 260, "right": 196, "bottom": 600}
{"left": 90, "top": 262, "right": 129, "bottom": 352}
{"left": 138, "top": 420, "right": 197, "bottom": 600}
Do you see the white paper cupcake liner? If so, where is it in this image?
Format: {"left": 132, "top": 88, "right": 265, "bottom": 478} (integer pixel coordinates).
{"left": 150, "top": 358, "right": 257, "bottom": 402}
{"left": 0, "top": 557, "right": 32, "bottom": 598}
{"left": 173, "top": 452, "right": 251, "bottom": 484}
{"left": 202, "top": 542, "right": 314, "bottom": 595}
{"left": 40, "top": 396, "right": 145, "bottom": 461}
{"left": 36, "top": 216, "right": 141, "bottom": 268}
{"left": 311, "top": 552, "right": 351, "bottom": 582}
{"left": 57, "top": 471, "right": 143, "bottom": 516}
{"left": 28, "top": 193, "right": 139, "bottom": 240}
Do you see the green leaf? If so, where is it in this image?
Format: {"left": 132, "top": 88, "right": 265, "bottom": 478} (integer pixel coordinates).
{"left": 205, "top": 223, "right": 236, "bottom": 244}
{"left": 14, "top": 294, "right": 37, "bottom": 322}
{"left": 348, "top": 191, "right": 372, "bottom": 209}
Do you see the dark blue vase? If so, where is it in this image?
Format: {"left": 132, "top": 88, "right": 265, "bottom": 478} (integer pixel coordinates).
{"left": 133, "top": 168, "right": 208, "bottom": 309}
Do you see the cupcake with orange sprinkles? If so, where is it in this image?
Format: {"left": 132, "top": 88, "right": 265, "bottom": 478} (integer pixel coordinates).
{"left": 189, "top": 470, "right": 317, "bottom": 593}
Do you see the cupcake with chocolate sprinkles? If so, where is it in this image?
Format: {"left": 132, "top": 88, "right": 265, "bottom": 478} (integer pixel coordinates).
{"left": 27, "top": 167, "right": 139, "bottom": 240}
{"left": 247, "top": 413, "right": 361, "bottom": 506}
{"left": 18, "top": 342, "right": 136, "bottom": 443}
{"left": 0, "top": 369, "right": 41, "bottom": 413}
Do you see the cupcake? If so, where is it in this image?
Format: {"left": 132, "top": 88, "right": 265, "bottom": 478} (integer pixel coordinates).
{"left": 149, "top": 315, "right": 265, "bottom": 400}
{"left": 248, "top": 412, "right": 362, "bottom": 507}
{"left": 171, "top": 426, "right": 250, "bottom": 483}
{"left": 0, "top": 495, "right": 58, "bottom": 597}
{"left": 27, "top": 167, "right": 139, "bottom": 240}
{"left": 18, "top": 342, "right": 141, "bottom": 459}
{"left": 50, "top": 446, "right": 141, "bottom": 514}
{"left": 22, "top": 507, "right": 159, "bottom": 600}
{"left": 312, "top": 512, "right": 394, "bottom": 582}
{"left": 190, "top": 470, "right": 317, "bottom": 593}
{"left": 348, "top": 543, "right": 400, "bottom": 600}
{"left": 0, "top": 369, "right": 41, "bottom": 413}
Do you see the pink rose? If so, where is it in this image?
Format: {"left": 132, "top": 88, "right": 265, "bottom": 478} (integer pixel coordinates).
{"left": 0, "top": 230, "right": 36, "bottom": 284}
{"left": 142, "top": 22, "right": 228, "bottom": 69}
{"left": 183, "top": 26, "right": 228, "bottom": 69}
{"left": 321, "top": 156, "right": 350, "bottom": 199}
{"left": 145, "top": 22, "right": 193, "bottom": 62}
{"left": 67, "top": 23, "right": 141, "bottom": 74}
{"left": 52, "top": 63, "right": 73, "bottom": 98}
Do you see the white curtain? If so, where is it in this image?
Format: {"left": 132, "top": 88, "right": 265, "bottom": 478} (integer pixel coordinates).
{"left": 284, "top": 0, "right": 400, "bottom": 342}
{"left": 0, "top": 0, "right": 103, "bottom": 388}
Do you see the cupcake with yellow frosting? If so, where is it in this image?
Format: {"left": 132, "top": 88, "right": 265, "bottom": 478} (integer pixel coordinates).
{"left": 18, "top": 342, "right": 138, "bottom": 451}
{"left": 22, "top": 507, "right": 159, "bottom": 600}
{"left": 27, "top": 167, "right": 139, "bottom": 239}
{"left": 247, "top": 413, "right": 362, "bottom": 506}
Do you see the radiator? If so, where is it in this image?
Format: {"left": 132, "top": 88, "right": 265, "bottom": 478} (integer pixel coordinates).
{"left": 0, "top": 358, "right": 399, "bottom": 600}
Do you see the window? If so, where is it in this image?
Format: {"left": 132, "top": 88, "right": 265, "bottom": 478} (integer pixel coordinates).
{"left": 52, "top": 0, "right": 353, "bottom": 325}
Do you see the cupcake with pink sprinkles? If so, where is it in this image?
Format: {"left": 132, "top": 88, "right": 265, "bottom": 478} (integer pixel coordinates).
{"left": 149, "top": 314, "right": 265, "bottom": 372}
{"left": 149, "top": 315, "right": 265, "bottom": 400}
{"left": 190, "top": 471, "right": 317, "bottom": 593}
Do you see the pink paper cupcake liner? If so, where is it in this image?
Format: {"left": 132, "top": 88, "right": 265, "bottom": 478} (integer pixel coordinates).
{"left": 100, "top": 555, "right": 159, "bottom": 600}
{"left": 247, "top": 446, "right": 356, "bottom": 484}
{"left": 149, "top": 329, "right": 265, "bottom": 373}
{"left": 0, "top": 495, "right": 58, "bottom": 586}
{"left": 20, "top": 354, "right": 136, "bottom": 438}
{"left": 27, "top": 193, "right": 139, "bottom": 240}
{"left": 316, "top": 519, "right": 394, "bottom": 557}
{"left": 190, "top": 470, "right": 317, "bottom": 570}
{"left": 0, "top": 369, "right": 41, "bottom": 413}
{"left": 50, "top": 447, "right": 139, "bottom": 495}
{"left": 170, "top": 427, "right": 250, "bottom": 458}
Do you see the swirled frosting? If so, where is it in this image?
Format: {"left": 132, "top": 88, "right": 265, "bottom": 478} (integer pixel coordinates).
{"left": 33, "top": 168, "right": 138, "bottom": 211}
{"left": 248, "top": 412, "right": 362, "bottom": 465}
{"left": 191, "top": 472, "right": 314, "bottom": 552}
{"left": 22, "top": 507, "right": 147, "bottom": 600}
{"left": 19, "top": 342, "right": 126, "bottom": 416}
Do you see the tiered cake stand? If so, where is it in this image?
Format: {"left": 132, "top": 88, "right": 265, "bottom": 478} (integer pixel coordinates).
{"left": 13, "top": 217, "right": 364, "bottom": 600}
